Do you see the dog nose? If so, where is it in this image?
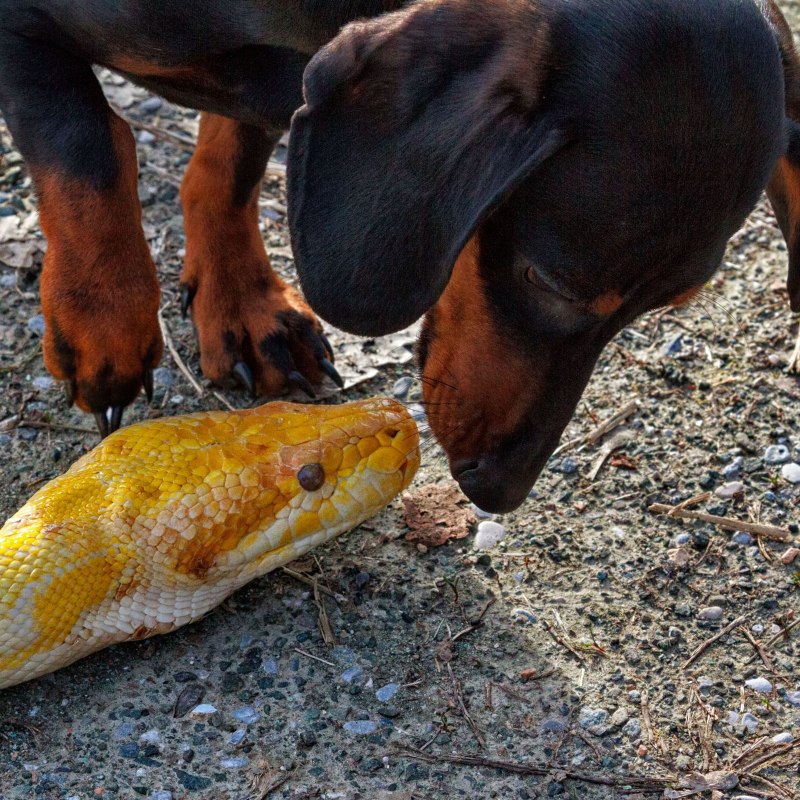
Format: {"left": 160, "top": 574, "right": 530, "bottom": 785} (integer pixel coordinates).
{"left": 453, "top": 457, "right": 533, "bottom": 514}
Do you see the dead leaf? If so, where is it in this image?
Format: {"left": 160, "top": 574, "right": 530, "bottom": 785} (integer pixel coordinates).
{"left": 610, "top": 452, "right": 639, "bottom": 470}
{"left": 403, "top": 483, "right": 475, "bottom": 547}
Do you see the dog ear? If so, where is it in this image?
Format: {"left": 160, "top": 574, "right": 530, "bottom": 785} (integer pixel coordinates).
{"left": 767, "top": 121, "right": 800, "bottom": 312}
{"left": 288, "top": 0, "right": 567, "bottom": 336}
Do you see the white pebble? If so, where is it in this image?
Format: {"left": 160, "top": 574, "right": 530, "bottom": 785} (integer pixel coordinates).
{"left": 698, "top": 606, "right": 723, "bottom": 621}
{"left": 474, "top": 521, "right": 506, "bottom": 550}
{"left": 191, "top": 703, "right": 217, "bottom": 715}
{"left": 741, "top": 712, "right": 759, "bottom": 732}
{"left": 715, "top": 481, "right": 744, "bottom": 498}
{"left": 771, "top": 732, "right": 794, "bottom": 744}
{"left": 745, "top": 678, "right": 773, "bottom": 693}
{"left": 139, "top": 730, "right": 161, "bottom": 743}
{"left": 781, "top": 463, "right": 800, "bottom": 484}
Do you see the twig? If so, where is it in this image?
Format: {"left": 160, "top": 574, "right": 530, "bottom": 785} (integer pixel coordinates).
{"left": 391, "top": 745, "right": 672, "bottom": 793}
{"left": 682, "top": 615, "right": 748, "bottom": 670}
{"left": 157, "top": 308, "right": 205, "bottom": 397}
{"left": 740, "top": 628, "right": 773, "bottom": 672}
{"left": 763, "top": 616, "right": 800, "bottom": 649}
{"left": 314, "top": 581, "right": 335, "bottom": 646}
{"left": 490, "top": 682, "right": 530, "bottom": 705}
{"left": 650, "top": 504, "right": 791, "bottom": 543}
{"left": 739, "top": 740, "right": 799, "bottom": 773}
{"left": 17, "top": 418, "right": 96, "bottom": 435}
{"left": 451, "top": 597, "right": 496, "bottom": 643}
{"left": 292, "top": 648, "right": 335, "bottom": 667}
{"left": 280, "top": 567, "right": 336, "bottom": 598}
{"left": 588, "top": 430, "right": 634, "bottom": 481}
{"left": 447, "top": 663, "right": 485, "bottom": 748}
{"left": 641, "top": 690, "right": 654, "bottom": 744}
{"left": 543, "top": 620, "right": 585, "bottom": 662}
{"left": 668, "top": 492, "right": 711, "bottom": 515}
{"left": 553, "top": 399, "right": 639, "bottom": 457}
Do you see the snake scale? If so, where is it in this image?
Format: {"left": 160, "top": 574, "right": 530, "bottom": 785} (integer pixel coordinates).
{"left": 0, "top": 397, "right": 419, "bottom": 690}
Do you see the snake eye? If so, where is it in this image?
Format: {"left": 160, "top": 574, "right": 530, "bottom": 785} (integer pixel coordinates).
{"left": 298, "top": 463, "right": 325, "bottom": 491}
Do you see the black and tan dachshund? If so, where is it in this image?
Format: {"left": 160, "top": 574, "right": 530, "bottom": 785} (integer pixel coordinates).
{"left": 0, "top": 0, "right": 799, "bottom": 512}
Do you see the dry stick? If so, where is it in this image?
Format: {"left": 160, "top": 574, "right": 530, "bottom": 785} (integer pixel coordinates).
{"left": 17, "top": 419, "right": 96, "bottom": 435}
{"left": 157, "top": 308, "right": 205, "bottom": 397}
{"left": 314, "top": 581, "right": 335, "bottom": 646}
{"left": 763, "top": 616, "right": 800, "bottom": 648}
{"left": 280, "top": 567, "right": 336, "bottom": 598}
{"left": 740, "top": 628, "right": 773, "bottom": 672}
{"left": 743, "top": 772, "right": 796, "bottom": 800}
{"left": 649, "top": 504, "right": 791, "bottom": 543}
{"left": 640, "top": 690, "right": 654, "bottom": 745}
{"left": 542, "top": 620, "right": 585, "bottom": 662}
{"left": 553, "top": 399, "right": 640, "bottom": 456}
{"left": 392, "top": 745, "right": 671, "bottom": 793}
{"left": 447, "top": 663, "right": 486, "bottom": 748}
{"left": 292, "top": 648, "right": 335, "bottom": 668}
{"left": 681, "top": 615, "right": 748, "bottom": 670}
{"left": 740, "top": 740, "right": 800, "bottom": 774}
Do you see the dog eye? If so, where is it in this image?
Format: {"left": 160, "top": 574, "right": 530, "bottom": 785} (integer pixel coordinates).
{"left": 525, "top": 266, "right": 573, "bottom": 300}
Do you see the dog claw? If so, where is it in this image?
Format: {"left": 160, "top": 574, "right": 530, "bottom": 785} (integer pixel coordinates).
{"left": 288, "top": 370, "right": 317, "bottom": 399}
{"left": 180, "top": 284, "right": 196, "bottom": 320}
{"left": 232, "top": 361, "right": 255, "bottom": 397}
{"left": 143, "top": 369, "right": 154, "bottom": 403}
{"left": 109, "top": 405, "right": 124, "bottom": 434}
{"left": 320, "top": 333, "right": 335, "bottom": 362}
{"left": 320, "top": 358, "right": 344, "bottom": 389}
{"left": 93, "top": 411, "right": 110, "bottom": 439}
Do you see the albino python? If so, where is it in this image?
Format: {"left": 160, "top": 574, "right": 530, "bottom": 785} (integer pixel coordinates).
{"left": 0, "top": 397, "right": 419, "bottom": 690}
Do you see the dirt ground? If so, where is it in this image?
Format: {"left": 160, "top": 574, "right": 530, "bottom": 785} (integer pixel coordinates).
{"left": 1, "top": 6, "right": 799, "bottom": 800}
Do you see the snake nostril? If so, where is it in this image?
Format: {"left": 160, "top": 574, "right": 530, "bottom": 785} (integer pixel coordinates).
{"left": 385, "top": 428, "right": 400, "bottom": 438}
{"left": 297, "top": 463, "right": 325, "bottom": 491}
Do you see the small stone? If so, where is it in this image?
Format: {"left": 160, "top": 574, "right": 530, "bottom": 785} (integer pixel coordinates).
{"left": 137, "top": 130, "right": 156, "bottom": 144}
{"left": 232, "top": 706, "right": 259, "bottom": 724}
{"left": 610, "top": 708, "right": 629, "bottom": 728}
{"left": 343, "top": 720, "right": 378, "bottom": 735}
{"left": 715, "top": 481, "right": 743, "bottom": 499}
{"left": 722, "top": 457, "right": 744, "bottom": 479}
{"left": 673, "top": 533, "right": 691, "bottom": 546}
{"left": 220, "top": 757, "right": 248, "bottom": 769}
{"left": 622, "top": 719, "right": 641, "bottom": 738}
{"left": 511, "top": 608, "right": 537, "bottom": 624}
{"left": 780, "top": 547, "right": 800, "bottom": 565}
{"left": 636, "top": 744, "right": 648, "bottom": 757}
{"left": 744, "top": 678, "right": 772, "bottom": 693}
{"left": 578, "top": 707, "right": 609, "bottom": 735}
{"left": 772, "top": 732, "right": 793, "bottom": 744}
{"left": 733, "top": 532, "right": 753, "bottom": 546}
{"left": 138, "top": 96, "right": 163, "bottom": 112}
{"left": 470, "top": 503, "right": 494, "bottom": 520}
{"left": 190, "top": 704, "right": 217, "bottom": 716}
{"left": 740, "top": 712, "right": 759, "bottom": 732}
{"left": 474, "top": 521, "right": 506, "bottom": 550}
{"left": 781, "top": 463, "right": 800, "bottom": 484}
{"left": 785, "top": 691, "right": 800, "bottom": 707}
{"left": 698, "top": 606, "right": 723, "bottom": 621}
{"left": 153, "top": 367, "right": 177, "bottom": 387}
{"left": 560, "top": 457, "right": 579, "bottom": 475}
{"left": 227, "top": 729, "right": 246, "bottom": 746}
{"left": 31, "top": 376, "right": 54, "bottom": 391}
{"left": 341, "top": 666, "right": 363, "bottom": 684}
{"left": 392, "top": 376, "right": 413, "bottom": 399}
{"left": 547, "top": 782, "right": 565, "bottom": 797}
{"left": 150, "top": 792, "right": 172, "bottom": 800}
{"left": 27, "top": 315, "right": 45, "bottom": 337}
{"left": 375, "top": 683, "right": 399, "bottom": 703}
{"left": 541, "top": 719, "right": 566, "bottom": 733}
{"left": 298, "top": 729, "right": 318, "bottom": 746}
{"left": 765, "top": 445, "right": 792, "bottom": 465}
{"left": 732, "top": 796, "right": 761, "bottom": 800}
{"left": 139, "top": 730, "right": 160, "bottom": 744}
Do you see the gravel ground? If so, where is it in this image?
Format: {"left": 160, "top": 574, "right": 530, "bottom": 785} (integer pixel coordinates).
{"left": 1, "top": 8, "right": 800, "bottom": 799}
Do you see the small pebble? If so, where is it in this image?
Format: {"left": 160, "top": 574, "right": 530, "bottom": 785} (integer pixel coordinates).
{"left": 732, "top": 532, "right": 753, "bottom": 546}
{"left": 343, "top": 720, "right": 378, "bottom": 735}
{"left": 233, "top": 706, "right": 259, "bottom": 724}
{"left": 511, "top": 608, "right": 537, "bottom": 623}
{"left": 698, "top": 606, "right": 724, "bottom": 621}
{"left": 392, "top": 376, "right": 413, "bottom": 399}
{"left": 578, "top": 707, "right": 608, "bottom": 733}
{"left": 715, "top": 481, "right": 743, "bottom": 499}
{"left": 741, "top": 712, "right": 759, "bottom": 732}
{"left": 622, "top": 719, "right": 641, "bottom": 738}
{"left": 541, "top": 720, "right": 565, "bottom": 733}
{"left": 781, "top": 463, "right": 800, "bottom": 484}
{"left": 138, "top": 96, "right": 163, "bottom": 112}
{"left": 139, "top": 730, "right": 160, "bottom": 744}
{"left": 721, "top": 457, "right": 744, "bottom": 479}
{"left": 150, "top": 793, "right": 172, "bottom": 800}
{"left": 764, "top": 445, "right": 792, "bottom": 465}
{"left": 227, "top": 729, "right": 246, "bottom": 746}
{"left": 375, "top": 683, "right": 399, "bottom": 703}
{"left": 610, "top": 708, "right": 629, "bottom": 728}
{"left": 220, "top": 757, "right": 248, "bottom": 769}
{"left": 780, "top": 547, "right": 800, "bottom": 565}
{"left": 31, "top": 376, "right": 54, "bottom": 391}
{"left": 474, "top": 521, "right": 506, "bottom": 550}
{"left": 27, "top": 315, "right": 45, "bottom": 337}
{"left": 771, "top": 732, "right": 794, "bottom": 744}
{"left": 191, "top": 704, "right": 217, "bottom": 716}
{"left": 341, "top": 666, "right": 363, "bottom": 684}
{"left": 673, "top": 533, "right": 691, "bottom": 546}
{"left": 785, "top": 691, "right": 800, "bottom": 706}
{"left": 745, "top": 678, "right": 773, "bottom": 693}
{"left": 560, "top": 457, "right": 579, "bottom": 475}
{"left": 137, "top": 130, "right": 156, "bottom": 144}
{"left": 470, "top": 503, "right": 494, "bottom": 520}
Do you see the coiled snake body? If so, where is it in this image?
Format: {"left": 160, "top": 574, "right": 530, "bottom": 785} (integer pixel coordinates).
{"left": 0, "top": 397, "right": 419, "bottom": 690}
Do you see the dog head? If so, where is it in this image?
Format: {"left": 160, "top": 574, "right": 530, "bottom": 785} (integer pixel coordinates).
{"left": 289, "top": 0, "right": 787, "bottom": 512}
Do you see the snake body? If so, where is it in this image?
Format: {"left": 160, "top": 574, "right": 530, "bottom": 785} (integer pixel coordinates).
{"left": 0, "top": 397, "right": 419, "bottom": 690}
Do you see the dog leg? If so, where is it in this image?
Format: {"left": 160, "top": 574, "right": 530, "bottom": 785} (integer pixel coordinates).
{"left": 180, "top": 114, "right": 338, "bottom": 397}
{"left": 0, "top": 31, "right": 161, "bottom": 431}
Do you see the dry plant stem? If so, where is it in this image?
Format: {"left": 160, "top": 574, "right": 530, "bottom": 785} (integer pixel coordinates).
{"left": 740, "top": 628, "right": 773, "bottom": 671}
{"left": 292, "top": 648, "right": 335, "bottom": 668}
{"left": 764, "top": 616, "right": 800, "bottom": 648}
{"left": 682, "top": 616, "right": 748, "bottom": 670}
{"left": 542, "top": 620, "right": 585, "bottom": 662}
{"left": 553, "top": 399, "right": 639, "bottom": 456}
{"left": 649, "top": 504, "right": 791, "bottom": 543}
{"left": 157, "top": 308, "right": 205, "bottom": 397}
{"left": 18, "top": 419, "right": 96, "bottom": 435}
{"left": 280, "top": 567, "right": 336, "bottom": 599}
{"left": 314, "top": 582, "right": 335, "bottom": 646}
{"left": 392, "top": 745, "right": 672, "bottom": 792}
{"left": 447, "top": 663, "right": 486, "bottom": 748}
